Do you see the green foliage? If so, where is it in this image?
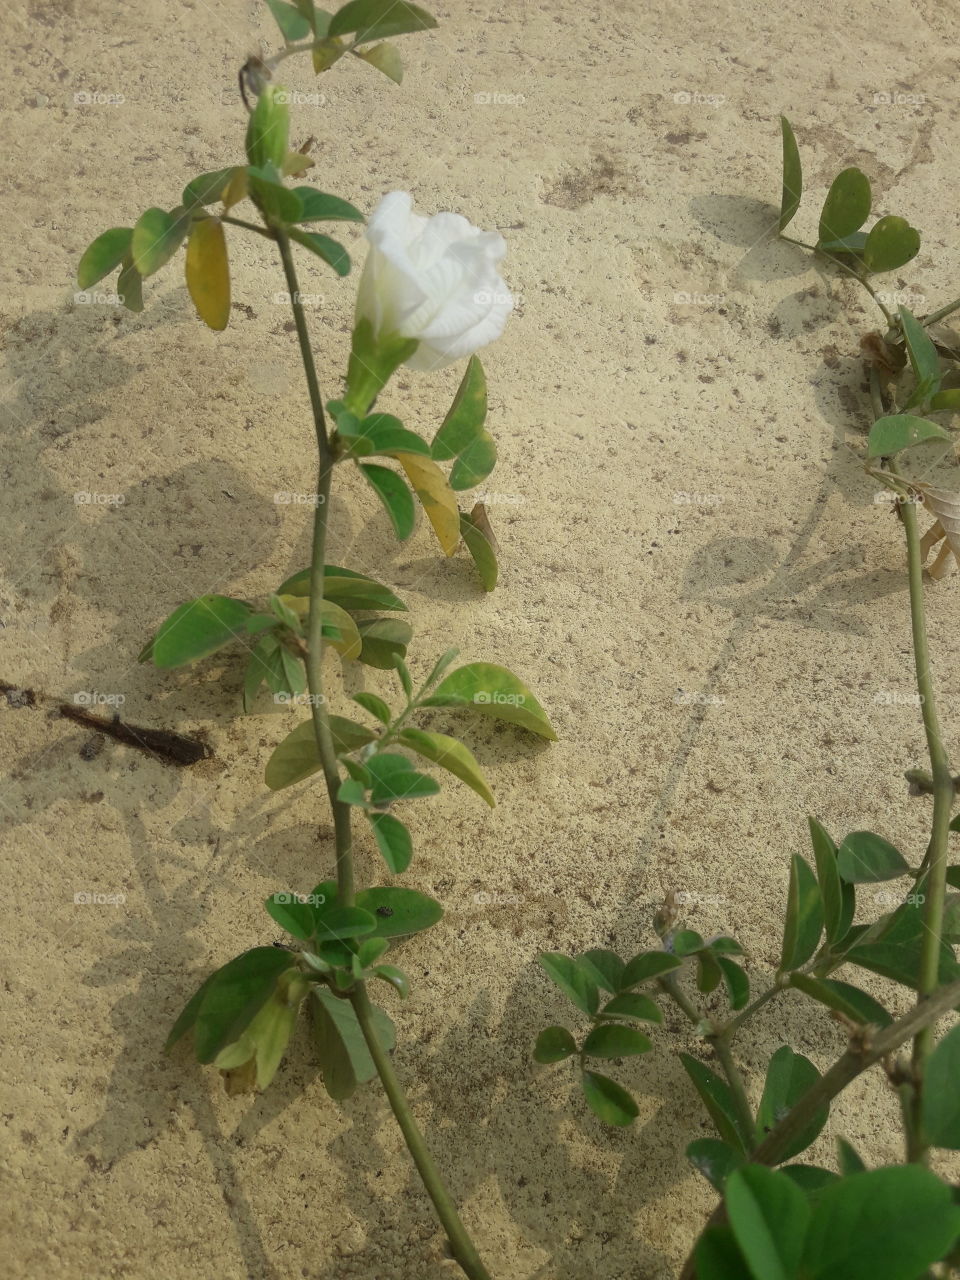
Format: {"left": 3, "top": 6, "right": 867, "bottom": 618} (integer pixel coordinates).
{"left": 756, "top": 1046, "right": 828, "bottom": 1161}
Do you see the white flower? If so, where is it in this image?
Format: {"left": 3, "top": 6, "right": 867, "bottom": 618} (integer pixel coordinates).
{"left": 356, "top": 191, "right": 513, "bottom": 371}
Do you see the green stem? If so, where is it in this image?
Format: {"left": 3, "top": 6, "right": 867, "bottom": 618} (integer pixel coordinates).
{"left": 350, "top": 986, "right": 493, "bottom": 1280}
{"left": 276, "top": 228, "right": 492, "bottom": 1280}
{"left": 709, "top": 1032, "right": 757, "bottom": 1146}
{"left": 217, "top": 213, "right": 276, "bottom": 239}
{"left": 779, "top": 234, "right": 894, "bottom": 325}
{"left": 921, "top": 297, "right": 960, "bottom": 328}
{"left": 718, "top": 984, "right": 781, "bottom": 1040}
{"left": 658, "top": 974, "right": 706, "bottom": 1027}
{"left": 897, "top": 469, "right": 954, "bottom": 1157}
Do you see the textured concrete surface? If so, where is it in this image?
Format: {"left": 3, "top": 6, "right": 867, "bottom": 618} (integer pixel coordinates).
{"left": 3, "top": 0, "right": 960, "bottom": 1276}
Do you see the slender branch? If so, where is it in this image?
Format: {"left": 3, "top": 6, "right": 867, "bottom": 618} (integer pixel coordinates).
{"left": 717, "top": 984, "right": 782, "bottom": 1040}
{"left": 709, "top": 1034, "right": 756, "bottom": 1146}
{"left": 921, "top": 296, "right": 960, "bottom": 328}
{"left": 350, "top": 986, "right": 493, "bottom": 1280}
{"left": 779, "top": 234, "right": 894, "bottom": 325}
{"left": 276, "top": 228, "right": 492, "bottom": 1280}
{"left": 896, "top": 469, "right": 955, "bottom": 1157}
{"left": 658, "top": 975, "right": 706, "bottom": 1027}
{"left": 679, "top": 977, "right": 960, "bottom": 1280}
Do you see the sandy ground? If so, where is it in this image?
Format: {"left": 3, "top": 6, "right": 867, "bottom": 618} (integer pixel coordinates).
{"left": 3, "top": 0, "right": 960, "bottom": 1276}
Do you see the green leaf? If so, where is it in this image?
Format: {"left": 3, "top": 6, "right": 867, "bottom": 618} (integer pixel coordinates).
{"left": 185, "top": 217, "right": 230, "bottom": 331}
{"left": 460, "top": 508, "right": 499, "bottom": 592}
{"left": 365, "top": 811, "right": 413, "bottom": 873}
{"left": 165, "top": 969, "right": 219, "bottom": 1052}
{"left": 356, "top": 618, "right": 412, "bottom": 671}
{"left": 808, "top": 817, "right": 846, "bottom": 945}
{"left": 345, "top": 412, "right": 431, "bottom": 458}
{"left": 726, "top": 1165, "right": 810, "bottom": 1280}
{"left": 694, "top": 1226, "right": 750, "bottom": 1280}
{"left": 328, "top": 0, "right": 437, "bottom": 41}
{"left": 145, "top": 595, "right": 251, "bottom": 668}
{"left": 371, "top": 963, "right": 409, "bottom": 998}
{"left": 78, "top": 227, "right": 133, "bottom": 289}
{"left": 599, "top": 992, "right": 663, "bottom": 1023}
{"left": 621, "top": 951, "right": 682, "bottom": 987}
{"left": 577, "top": 949, "right": 625, "bottom": 993}
{"left": 117, "top": 254, "right": 144, "bottom": 313}
{"left": 837, "top": 1138, "right": 866, "bottom": 1176}
{"left": 353, "top": 691, "right": 392, "bottom": 724}
{"left": 687, "top": 1139, "right": 745, "bottom": 1193}
{"left": 697, "top": 950, "right": 723, "bottom": 994}
{"left": 818, "top": 167, "right": 871, "bottom": 245}
{"left": 789, "top": 973, "right": 892, "bottom": 1028}
{"left": 580, "top": 1070, "right": 639, "bottom": 1126}
{"left": 191, "top": 947, "right": 296, "bottom": 1062}
{"left": 310, "top": 986, "right": 394, "bottom": 1100}
{"left": 264, "top": 891, "right": 318, "bottom": 940}
{"left": 922, "top": 1022, "right": 960, "bottom": 1148}
{"left": 900, "top": 305, "right": 942, "bottom": 408}
{"left": 778, "top": 116, "right": 802, "bottom": 233}
{"left": 931, "top": 389, "right": 960, "bottom": 412}
{"left": 836, "top": 831, "right": 910, "bottom": 882}
{"left": 264, "top": 715, "right": 376, "bottom": 790}
{"left": 338, "top": 778, "right": 368, "bottom": 806}
{"left": 863, "top": 215, "right": 921, "bottom": 274}
{"left": 245, "top": 85, "right": 289, "bottom": 171}
{"left": 756, "top": 1045, "right": 828, "bottom": 1161}
{"left": 131, "top": 206, "right": 188, "bottom": 277}
{"left": 313, "top": 903, "right": 378, "bottom": 941}
{"left": 265, "top": 0, "right": 313, "bottom": 39}
{"left": 538, "top": 953, "right": 599, "bottom": 1015}
{"left": 363, "top": 747, "right": 435, "bottom": 798}
{"left": 354, "top": 885, "right": 443, "bottom": 938}
{"left": 717, "top": 956, "right": 750, "bottom": 1011}
{"left": 819, "top": 230, "right": 868, "bottom": 256}
{"left": 396, "top": 452, "right": 461, "bottom": 554}
{"left": 398, "top": 727, "right": 495, "bottom": 807}
{"left": 582, "top": 1024, "right": 651, "bottom": 1058}
{"left": 423, "top": 662, "right": 557, "bottom": 740}
{"left": 292, "top": 187, "right": 364, "bottom": 223}
{"left": 800, "top": 1165, "right": 960, "bottom": 1280}
{"left": 431, "top": 356, "right": 497, "bottom": 490}
{"left": 843, "top": 902, "right": 959, "bottom": 989}
{"left": 680, "top": 1052, "right": 754, "bottom": 1152}
{"left": 867, "top": 414, "right": 950, "bottom": 459}
{"left": 359, "top": 464, "right": 416, "bottom": 540}
{"left": 344, "top": 317, "right": 418, "bottom": 417}
{"left": 182, "top": 168, "right": 236, "bottom": 209}
{"left": 247, "top": 167, "right": 303, "bottom": 224}
{"left": 289, "top": 227, "right": 350, "bottom": 275}
{"left": 355, "top": 41, "right": 403, "bottom": 83}
{"left": 277, "top": 565, "right": 406, "bottom": 612}
{"left": 533, "top": 1026, "right": 577, "bottom": 1064}
{"left": 780, "top": 854, "right": 823, "bottom": 971}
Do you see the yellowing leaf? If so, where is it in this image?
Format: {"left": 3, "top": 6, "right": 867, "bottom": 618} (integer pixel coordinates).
{"left": 317, "top": 599, "right": 362, "bottom": 659}
{"left": 394, "top": 452, "right": 460, "bottom": 555}
{"left": 185, "top": 217, "right": 230, "bottom": 330}
{"left": 282, "top": 151, "right": 315, "bottom": 177}
{"left": 398, "top": 727, "right": 495, "bottom": 807}
{"left": 917, "top": 485, "right": 960, "bottom": 578}
{"left": 222, "top": 167, "right": 249, "bottom": 210}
